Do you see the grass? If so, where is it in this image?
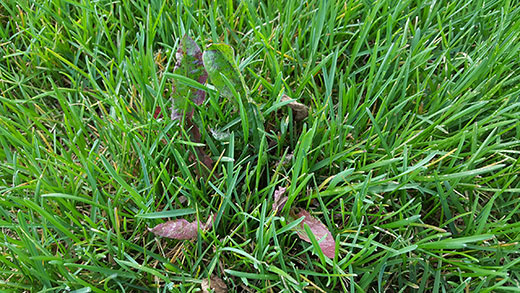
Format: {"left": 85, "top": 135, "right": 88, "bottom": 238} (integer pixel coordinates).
{"left": 1, "top": 0, "right": 520, "bottom": 291}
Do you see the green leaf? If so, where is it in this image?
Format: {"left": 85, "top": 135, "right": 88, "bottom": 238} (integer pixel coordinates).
{"left": 207, "top": 43, "right": 236, "bottom": 66}
{"left": 202, "top": 43, "right": 245, "bottom": 101}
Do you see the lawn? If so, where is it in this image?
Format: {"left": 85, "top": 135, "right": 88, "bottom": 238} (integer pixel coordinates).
{"left": 1, "top": 0, "right": 520, "bottom": 291}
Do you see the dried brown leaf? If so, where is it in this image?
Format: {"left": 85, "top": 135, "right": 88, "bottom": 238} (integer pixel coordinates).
{"left": 281, "top": 94, "right": 309, "bottom": 121}
{"left": 201, "top": 275, "right": 227, "bottom": 293}
{"left": 272, "top": 186, "right": 288, "bottom": 213}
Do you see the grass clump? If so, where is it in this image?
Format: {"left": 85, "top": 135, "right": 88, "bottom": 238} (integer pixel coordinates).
{"left": 1, "top": 0, "right": 520, "bottom": 291}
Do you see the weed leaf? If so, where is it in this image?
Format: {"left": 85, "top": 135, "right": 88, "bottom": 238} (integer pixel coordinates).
{"left": 202, "top": 43, "right": 244, "bottom": 99}
{"left": 171, "top": 35, "right": 208, "bottom": 120}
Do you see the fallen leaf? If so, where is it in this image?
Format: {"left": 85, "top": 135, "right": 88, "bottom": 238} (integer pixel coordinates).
{"left": 272, "top": 186, "right": 288, "bottom": 213}
{"left": 281, "top": 94, "right": 308, "bottom": 121}
{"left": 149, "top": 214, "right": 213, "bottom": 240}
{"left": 275, "top": 151, "right": 294, "bottom": 168}
{"left": 202, "top": 213, "right": 215, "bottom": 230}
{"left": 210, "top": 127, "right": 231, "bottom": 142}
{"left": 177, "top": 195, "right": 187, "bottom": 204}
{"left": 154, "top": 106, "right": 163, "bottom": 119}
{"left": 201, "top": 275, "right": 227, "bottom": 293}
{"left": 149, "top": 219, "right": 198, "bottom": 239}
{"left": 295, "top": 210, "right": 336, "bottom": 258}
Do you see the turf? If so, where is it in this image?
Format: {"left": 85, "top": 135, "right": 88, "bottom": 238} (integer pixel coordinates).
{"left": 1, "top": 0, "right": 520, "bottom": 292}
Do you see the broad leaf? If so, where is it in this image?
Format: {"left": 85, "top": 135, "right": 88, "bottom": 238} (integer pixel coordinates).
{"left": 272, "top": 186, "right": 288, "bottom": 214}
{"left": 202, "top": 43, "right": 244, "bottom": 100}
{"left": 171, "top": 35, "right": 208, "bottom": 120}
{"left": 295, "top": 210, "right": 336, "bottom": 258}
{"left": 149, "top": 214, "right": 213, "bottom": 240}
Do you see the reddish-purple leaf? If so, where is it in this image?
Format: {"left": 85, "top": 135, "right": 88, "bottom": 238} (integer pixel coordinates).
{"left": 149, "top": 214, "right": 214, "bottom": 240}
{"left": 186, "top": 118, "right": 214, "bottom": 171}
{"left": 272, "top": 186, "right": 288, "bottom": 213}
{"left": 154, "top": 106, "right": 163, "bottom": 119}
{"left": 152, "top": 36, "right": 213, "bottom": 173}
{"left": 149, "top": 219, "right": 198, "bottom": 239}
{"left": 171, "top": 35, "right": 208, "bottom": 120}
{"left": 295, "top": 210, "right": 336, "bottom": 258}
